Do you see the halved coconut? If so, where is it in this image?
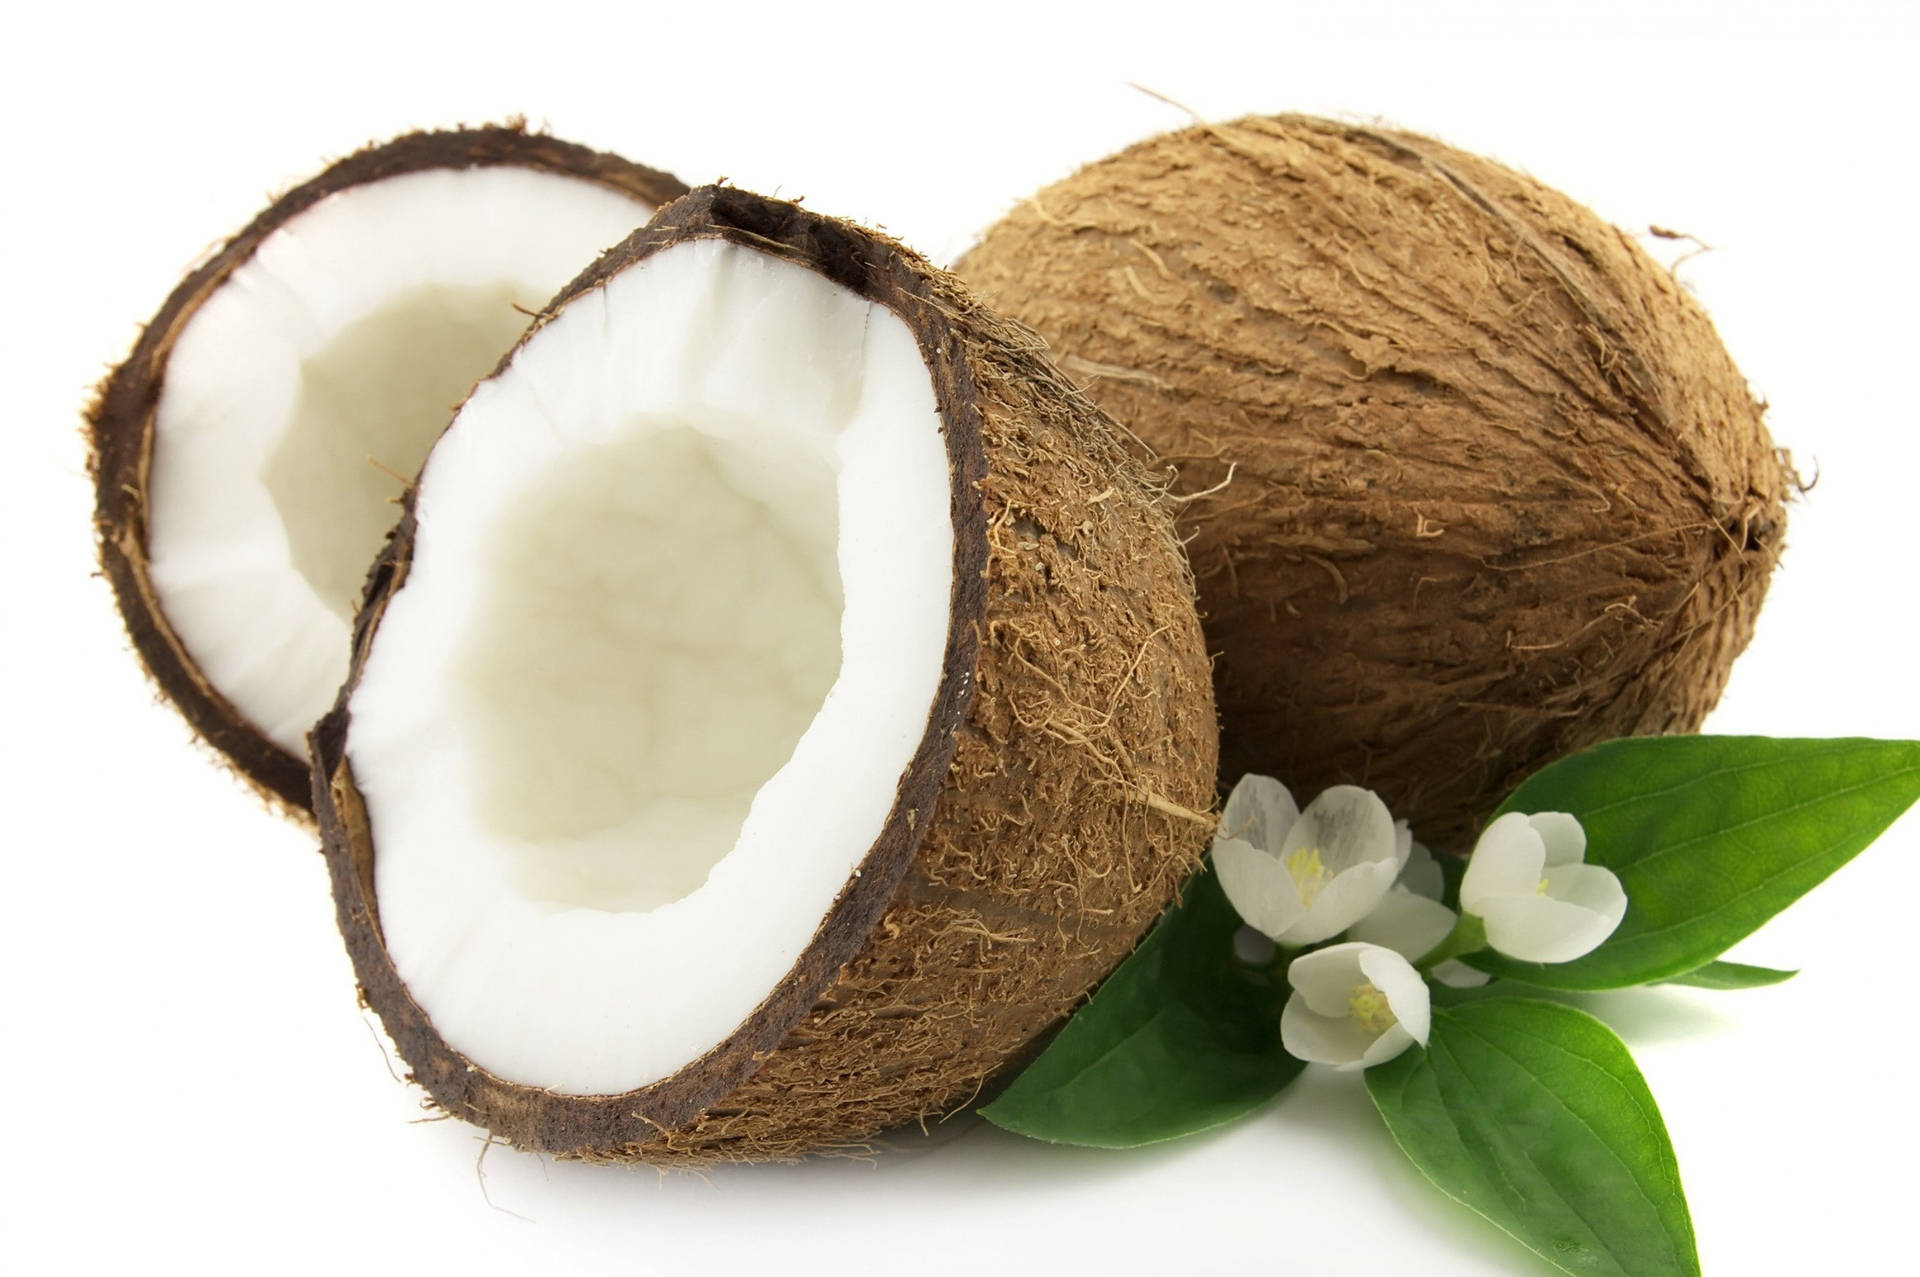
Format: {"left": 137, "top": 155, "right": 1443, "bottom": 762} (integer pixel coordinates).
{"left": 90, "top": 125, "right": 686, "bottom": 813}
{"left": 313, "top": 187, "right": 1218, "bottom": 1161}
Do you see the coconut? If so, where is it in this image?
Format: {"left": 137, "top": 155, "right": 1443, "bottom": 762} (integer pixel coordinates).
{"left": 957, "top": 114, "right": 1793, "bottom": 849}
{"left": 311, "top": 185, "right": 1218, "bottom": 1162}
{"left": 89, "top": 124, "right": 685, "bottom": 814}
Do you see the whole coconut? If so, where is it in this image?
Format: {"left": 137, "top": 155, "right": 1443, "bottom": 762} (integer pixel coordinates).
{"left": 958, "top": 114, "right": 1793, "bottom": 849}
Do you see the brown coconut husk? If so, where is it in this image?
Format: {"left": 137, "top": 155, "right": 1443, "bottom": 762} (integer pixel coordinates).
{"left": 957, "top": 113, "right": 1793, "bottom": 850}
{"left": 88, "top": 123, "right": 687, "bottom": 818}
{"left": 311, "top": 185, "right": 1220, "bottom": 1163}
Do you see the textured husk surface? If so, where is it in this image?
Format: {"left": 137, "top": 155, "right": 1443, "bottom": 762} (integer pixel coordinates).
{"left": 312, "top": 186, "right": 1219, "bottom": 1163}
{"left": 958, "top": 114, "right": 1792, "bottom": 850}
{"left": 87, "top": 123, "right": 687, "bottom": 816}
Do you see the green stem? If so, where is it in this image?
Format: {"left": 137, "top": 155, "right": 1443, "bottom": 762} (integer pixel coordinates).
{"left": 1415, "top": 914, "right": 1487, "bottom": 972}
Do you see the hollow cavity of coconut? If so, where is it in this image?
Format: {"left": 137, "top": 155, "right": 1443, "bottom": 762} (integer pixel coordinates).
{"left": 89, "top": 125, "right": 685, "bottom": 814}
{"left": 958, "top": 114, "right": 1793, "bottom": 850}
{"left": 313, "top": 186, "right": 1217, "bottom": 1162}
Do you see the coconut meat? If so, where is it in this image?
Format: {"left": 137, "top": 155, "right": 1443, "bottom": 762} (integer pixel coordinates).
{"left": 347, "top": 238, "right": 955, "bottom": 1096}
{"left": 146, "top": 166, "right": 656, "bottom": 755}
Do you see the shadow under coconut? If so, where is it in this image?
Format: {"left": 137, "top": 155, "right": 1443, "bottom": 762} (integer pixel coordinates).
{"left": 409, "top": 1071, "right": 1558, "bottom": 1273}
{"left": 404, "top": 984, "right": 1743, "bottom": 1264}
{"left": 427, "top": 983, "right": 1736, "bottom": 1201}
{"left": 433, "top": 1099, "right": 1187, "bottom": 1211}
{"left": 687, "top": 1110, "right": 1183, "bottom": 1191}
{"left": 887, "top": 1109, "right": 1245, "bottom": 1185}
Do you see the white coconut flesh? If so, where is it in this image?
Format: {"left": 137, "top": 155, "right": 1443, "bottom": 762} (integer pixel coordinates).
{"left": 146, "top": 167, "right": 657, "bottom": 755}
{"left": 346, "top": 238, "right": 955, "bottom": 1096}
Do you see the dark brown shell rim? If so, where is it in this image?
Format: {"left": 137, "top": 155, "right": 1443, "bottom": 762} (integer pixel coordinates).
{"left": 311, "top": 185, "right": 993, "bottom": 1151}
{"left": 88, "top": 124, "right": 687, "bottom": 815}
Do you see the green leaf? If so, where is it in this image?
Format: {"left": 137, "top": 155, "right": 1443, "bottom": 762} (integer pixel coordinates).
{"left": 1476, "top": 736, "right": 1920, "bottom": 990}
{"left": 1661, "top": 960, "right": 1797, "bottom": 990}
{"left": 980, "top": 859, "right": 1302, "bottom": 1147}
{"left": 1367, "top": 997, "right": 1697, "bottom": 1277}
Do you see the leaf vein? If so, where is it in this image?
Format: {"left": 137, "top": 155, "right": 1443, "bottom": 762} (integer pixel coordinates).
{"left": 1435, "top": 1032, "right": 1625, "bottom": 1272}
{"left": 1619, "top": 769, "right": 1917, "bottom": 871}
{"left": 1547, "top": 742, "right": 1896, "bottom": 819}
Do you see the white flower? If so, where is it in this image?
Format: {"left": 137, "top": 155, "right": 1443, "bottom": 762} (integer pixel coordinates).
{"left": 1398, "top": 839, "right": 1446, "bottom": 901}
{"left": 1459, "top": 811, "right": 1626, "bottom": 964}
{"left": 1213, "top": 777, "right": 1404, "bottom": 947}
{"left": 1372, "top": 842, "right": 1490, "bottom": 987}
{"left": 1280, "top": 942, "right": 1431, "bottom": 1070}
{"left": 1349, "top": 885, "right": 1456, "bottom": 963}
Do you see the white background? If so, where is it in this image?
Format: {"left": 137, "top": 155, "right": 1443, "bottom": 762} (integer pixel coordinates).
{"left": 4, "top": 1, "right": 1916, "bottom": 1273}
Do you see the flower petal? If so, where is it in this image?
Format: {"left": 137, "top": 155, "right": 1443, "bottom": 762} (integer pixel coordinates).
{"left": 1546, "top": 862, "right": 1628, "bottom": 924}
{"left": 1479, "top": 892, "right": 1618, "bottom": 964}
{"left": 1433, "top": 959, "right": 1492, "bottom": 989}
{"left": 1286, "top": 941, "right": 1369, "bottom": 1017}
{"left": 1529, "top": 812, "right": 1587, "bottom": 867}
{"left": 1541, "top": 862, "right": 1628, "bottom": 958}
{"left": 1213, "top": 838, "right": 1307, "bottom": 940}
{"left": 1460, "top": 812, "right": 1546, "bottom": 912}
{"left": 1399, "top": 842, "right": 1445, "bottom": 901}
{"left": 1350, "top": 886, "right": 1457, "bottom": 963}
{"left": 1356, "top": 1023, "right": 1417, "bottom": 1070}
{"left": 1358, "top": 945, "right": 1430, "bottom": 1046}
{"left": 1286, "top": 859, "right": 1401, "bottom": 945}
{"left": 1219, "top": 773, "right": 1299, "bottom": 855}
{"left": 1280, "top": 996, "right": 1377, "bottom": 1068}
{"left": 1394, "top": 820, "right": 1413, "bottom": 869}
{"left": 1283, "top": 784, "right": 1399, "bottom": 875}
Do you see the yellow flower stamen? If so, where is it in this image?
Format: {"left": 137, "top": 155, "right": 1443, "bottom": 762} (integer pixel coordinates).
{"left": 1536, "top": 877, "right": 1552, "bottom": 894}
{"left": 1348, "top": 982, "right": 1397, "bottom": 1035}
{"left": 1285, "top": 846, "right": 1331, "bottom": 907}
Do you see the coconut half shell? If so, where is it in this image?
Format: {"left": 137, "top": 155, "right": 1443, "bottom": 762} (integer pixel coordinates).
{"left": 958, "top": 114, "right": 1793, "bottom": 849}
{"left": 313, "top": 186, "right": 1218, "bottom": 1162}
{"left": 89, "top": 124, "right": 686, "bottom": 816}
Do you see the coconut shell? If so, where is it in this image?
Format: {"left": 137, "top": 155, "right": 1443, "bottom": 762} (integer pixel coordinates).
{"left": 88, "top": 124, "right": 687, "bottom": 817}
{"left": 311, "top": 186, "right": 1220, "bottom": 1162}
{"left": 957, "top": 114, "right": 1792, "bottom": 849}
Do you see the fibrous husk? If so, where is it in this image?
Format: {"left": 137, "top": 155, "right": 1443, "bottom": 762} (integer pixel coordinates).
{"left": 88, "top": 123, "right": 687, "bottom": 816}
{"left": 958, "top": 113, "right": 1793, "bottom": 849}
{"left": 312, "top": 186, "right": 1219, "bottom": 1162}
